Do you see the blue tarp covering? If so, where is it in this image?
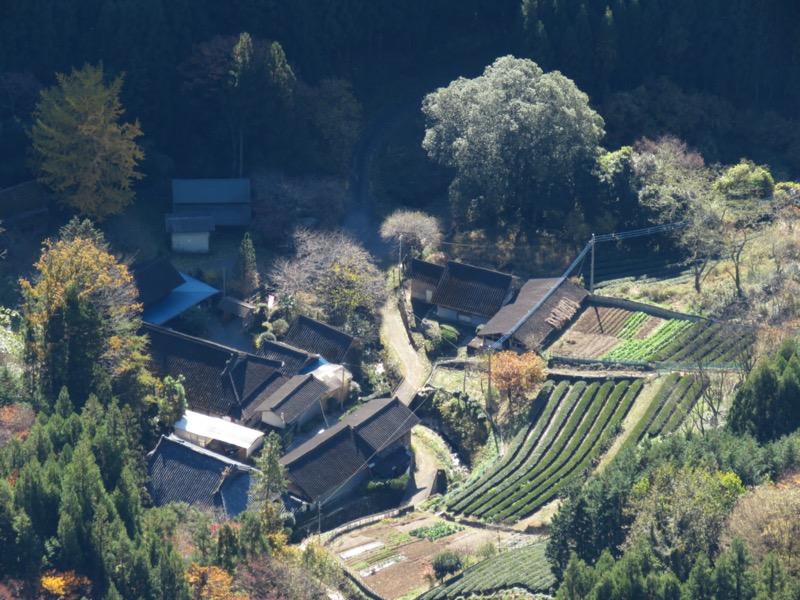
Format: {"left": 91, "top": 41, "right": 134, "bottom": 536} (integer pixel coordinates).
{"left": 141, "top": 273, "right": 219, "bottom": 325}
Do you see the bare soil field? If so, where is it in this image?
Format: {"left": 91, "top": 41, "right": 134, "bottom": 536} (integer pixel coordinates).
{"left": 326, "top": 512, "right": 530, "bottom": 599}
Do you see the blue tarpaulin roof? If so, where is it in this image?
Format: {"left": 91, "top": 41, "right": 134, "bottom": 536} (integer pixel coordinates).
{"left": 141, "top": 272, "right": 219, "bottom": 325}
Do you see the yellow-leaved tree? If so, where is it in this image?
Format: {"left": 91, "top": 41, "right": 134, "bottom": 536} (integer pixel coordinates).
{"left": 29, "top": 63, "right": 144, "bottom": 220}
{"left": 19, "top": 219, "right": 147, "bottom": 404}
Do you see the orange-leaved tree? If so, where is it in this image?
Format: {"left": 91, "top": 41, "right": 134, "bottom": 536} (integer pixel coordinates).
{"left": 490, "top": 351, "right": 547, "bottom": 415}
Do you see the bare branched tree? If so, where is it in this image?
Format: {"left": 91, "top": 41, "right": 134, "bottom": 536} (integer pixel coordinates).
{"left": 268, "top": 228, "right": 386, "bottom": 336}
{"left": 380, "top": 209, "right": 442, "bottom": 259}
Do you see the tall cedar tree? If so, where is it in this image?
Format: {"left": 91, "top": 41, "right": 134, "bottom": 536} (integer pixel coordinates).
{"left": 236, "top": 232, "right": 260, "bottom": 298}
{"left": 29, "top": 64, "right": 144, "bottom": 220}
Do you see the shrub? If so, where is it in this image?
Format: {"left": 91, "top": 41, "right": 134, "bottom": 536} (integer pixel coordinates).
{"left": 432, "top": 551, "right": 463, "bottom": 581}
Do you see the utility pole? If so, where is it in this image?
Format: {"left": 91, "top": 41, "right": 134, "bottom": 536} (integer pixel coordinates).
{"left": 589, "top": 234, "right": 596, "bottom": 293}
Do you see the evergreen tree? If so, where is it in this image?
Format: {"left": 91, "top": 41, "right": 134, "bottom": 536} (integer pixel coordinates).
{"left": 213, "top": 523, "right": 240, "bottom": 573}
{"left": 714, "top": 538, "right": 756, "bottom": 600}
{"left": 248, "top": 432, "right": 288, "bottom": 512}
{"left": 236, "top": 232, "right": 260, "bottom": 298}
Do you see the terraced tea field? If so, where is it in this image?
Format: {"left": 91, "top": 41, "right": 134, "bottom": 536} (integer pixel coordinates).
{"left": 447, "top": 378, "right": 643, "bottom": 522}
{"left": 417, "top": 540, "right": 555, "bottom": 599}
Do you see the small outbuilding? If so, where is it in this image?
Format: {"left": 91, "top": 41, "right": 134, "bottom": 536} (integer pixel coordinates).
{"left": 407, "top": 258, "right": 445, "bottom": 303}
{"left": 165, "top": 214, "right": 215, "bottom": 253}
{"left": 173, "top": 410, "right": 265, "bottom": 460}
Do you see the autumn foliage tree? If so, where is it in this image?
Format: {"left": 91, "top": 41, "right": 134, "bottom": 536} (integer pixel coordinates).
{"left": 29, "top": 64, "right": 144, "bottom": 220}
{"left": 490, "top": 351, "right": 547, "bottom": 415}
{"left": 19, "top": 219, "right": 146, "bottom": 403}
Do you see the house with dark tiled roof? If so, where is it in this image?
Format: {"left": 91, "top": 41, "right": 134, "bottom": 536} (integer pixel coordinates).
{"left": 283, "top": 315, "right": 357, "bottom": 365}
{"left": 407, "top": 258, "right": 445, "bottom": 303}
{"left": 255, "top": 339, "right": 319, "bottom": 377}
{"left": 280, "top": 398, "right": 419, "bottom": 505}
{"left": 253, "top": 374, "right": 335, "bottom": 430}
{"left": 478, "top": 278, "right": 589, "bottom": 352}
{"left": 133, "top": 258, "right": 219, "bottom": 325}
{"left": 144, "top": 323, "right": 350, "bottom": 429}
{"left": 147, "top": 435, "right": 254, "bottom": 518}
{"left": 430, "top": 261, "right": 515, "bottom": 326}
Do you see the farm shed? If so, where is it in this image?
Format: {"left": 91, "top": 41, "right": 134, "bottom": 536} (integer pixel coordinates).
{"left": 217, "top": 296, "right": 257, "bottom": 329}
{"left": 431, "top": 261, "right": 515, "bottom": 326}
{"left": 172, "top": 178, "right": 251, "bottom": 227}
{"left": 173, "top": 410, "right": 264, "bottom": 460}
{"left": 280, "top": 397, "right": 419, "bottom": 506}
{"left": 147, "top": 435, "right": 254, "bottom": 519}
{"left": 407, "top": 258, "right": 445, "bottom": 302}
{"left": 478, "top": 278, "right": 588, "bottom": 351}
{"left": 165, "top": 214, "right": 215, "bottom": 253}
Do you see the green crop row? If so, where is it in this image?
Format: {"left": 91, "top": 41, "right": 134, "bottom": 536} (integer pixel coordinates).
{"left": 618, "top": 311, "right": 649, "bottom": 340}
{"left": 418, "top": 541, "right": 555, "bottom": 600}
{"left": 448, "top": 380, "right": 568, "bottom": 511}
{"left": 410, "top": 521, "right": 463, "bottom": 541}
{"left": 462, "top": 381, "right": 595, "bottom": 516}
{"left": 646, "top": 375, "right": 696, "bottom": 437}
{"left": 464, "top": 381, "right": 600, "bottom": 516}
{"left": 651, "top": 321, "right": 716, "bottom": 362}
{"left": 602, "top": 319, "right": 694, "bottom": 362}
{"left": 662, "top": 376, "right": 704, "bottom": 435}
{"left": 621, "top": 373, "right": 681, "bottom": 451}
{"left": 498, "top": 380, "right": 642, "bottom": 520}
{"left": 479, "top": 381, "right": 613, "bottom": 519}
{"left": 492, "top": 380, "right": 628, "bottom": 521}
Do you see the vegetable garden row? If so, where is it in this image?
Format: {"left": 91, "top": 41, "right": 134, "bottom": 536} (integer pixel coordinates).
{"left": 600, "top": 318, "right": 694, "bottom": 362}
{"left": 418, "top": 540, "right": 555, "bottom": 600}
{"left": 447, "top": 378, "right": 643, "bottom": 522}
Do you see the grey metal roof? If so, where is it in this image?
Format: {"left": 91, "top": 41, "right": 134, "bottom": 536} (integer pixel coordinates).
{"left": 479, "top": 278, "right": 563, "bottom": 337}
{"left": 172, "top": 179, "right": 251, "bottom": 205}
{"left": 165, "top": 214, "right": 215, "bottom": 233}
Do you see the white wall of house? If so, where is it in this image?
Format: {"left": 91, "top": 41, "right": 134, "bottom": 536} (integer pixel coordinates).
{"left": 171, "top": 232, "right": 210, "bottom": 253}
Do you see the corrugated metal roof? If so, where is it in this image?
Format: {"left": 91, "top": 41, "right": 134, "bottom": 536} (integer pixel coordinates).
{"left": 172, "top": 179, "right": 251, "bottom": 205}
{"left": 165, "top": 214, "right": 215, "bottom": 233}
{"left": 174, "top": 410, "right": 264, "bottom": 449}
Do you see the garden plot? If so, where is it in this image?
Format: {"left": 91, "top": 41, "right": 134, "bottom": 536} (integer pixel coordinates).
{"left": 326, "top": 512, "right": 523, "bottom": 600}
{"left": 547, "top": 305, "right": 692, "bottom": 362}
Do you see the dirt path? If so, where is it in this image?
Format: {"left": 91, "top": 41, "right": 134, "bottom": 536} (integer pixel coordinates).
{"left": 380, "top": 296, "right": 429, "bottom": 405}
{"left": 402, "top": 428, "right": 440, "bottom": 507}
